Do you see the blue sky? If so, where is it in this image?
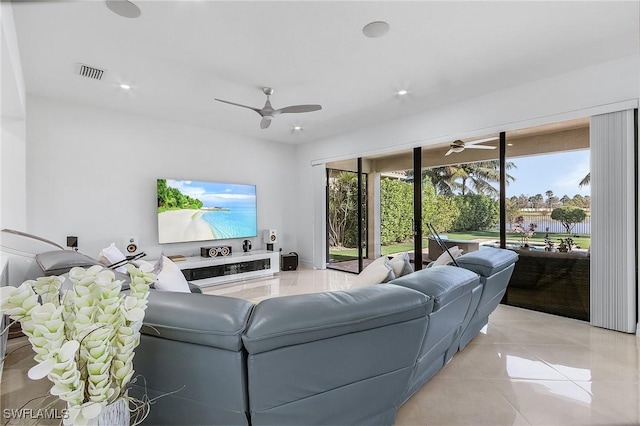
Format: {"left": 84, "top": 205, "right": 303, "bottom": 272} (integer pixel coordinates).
{"left": 505, "top": 150, "right": 590, "bottom": 198}
{"left": 166, "top": 179, "right": 256, "bottom": 208}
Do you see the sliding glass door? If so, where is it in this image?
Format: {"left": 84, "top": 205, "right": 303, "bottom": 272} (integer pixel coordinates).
{"left": 502, "top": 118, "right": 591, "bottom": 320}
{"left": 326, "top": 160, "right": 368, "bottom": 273}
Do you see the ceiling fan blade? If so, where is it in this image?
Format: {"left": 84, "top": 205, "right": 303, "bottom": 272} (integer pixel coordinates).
{"left": 445, "top": 148, "right": 454, "bottom": 156}
{"left": 466, "top": 136, "right": 499, "bottom": 145}
{"left": 466, "top": 145, "right": 497, "bottom": 150}
{"left": 260, "top": 116, "right": 272, "bottom": 129}
{"left": 276, "top": 104, "right": 322, "bottom": 114}
{"left": 215, "top": 98, "right": 262, "bottom": 115}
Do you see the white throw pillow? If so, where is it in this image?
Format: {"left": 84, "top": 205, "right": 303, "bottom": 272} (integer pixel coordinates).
{"left": 98, "top": 243, "right": 127, "bottom": 273}
{"left": 133, "top": 259, "right": 155, "bottom": 273}
{"left": 356, "top": 256, "right": 395, "bottom": 285}
{"left": 389, "top": 252, "right": 414, "bottom": 277}
{"left": 154, "top": 256, "right": 191, "bottom": 293}
{"left": 429, "top": 246, "right": 463, "bottom": 267}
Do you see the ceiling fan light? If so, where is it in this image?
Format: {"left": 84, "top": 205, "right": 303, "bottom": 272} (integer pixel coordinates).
{"left": 451, "top": 146, "right": 464, "bottom": 153}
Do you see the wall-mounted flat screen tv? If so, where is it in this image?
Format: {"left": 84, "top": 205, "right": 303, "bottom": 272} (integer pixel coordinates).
{"left": 157, "top": 178, "right": 257, "bottom": 244}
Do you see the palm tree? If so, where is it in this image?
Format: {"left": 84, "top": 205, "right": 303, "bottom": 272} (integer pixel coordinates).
{"left": 530, "top": 193, "right": 544, "bottom": 209}
{"left": 579, "top": 172, "right": 590, "bottom": 188}
{"left": 423, "top": 160, "right": 516, "bottom": 197}
{"left": 545, "top": 190, "right": 554, "bottom": 208}
{"left": 459, "top": 161, "right": 516, "bottom": 196}
{"left": 421, "top": 166, "right": 463, "bottom": 197}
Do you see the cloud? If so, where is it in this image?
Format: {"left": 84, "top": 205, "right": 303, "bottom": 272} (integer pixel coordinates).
{"left": 555, "top": 157, "right": 589, "bottom": 192}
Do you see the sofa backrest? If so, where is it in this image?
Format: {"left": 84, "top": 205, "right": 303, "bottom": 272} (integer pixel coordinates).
{"left": 133, "top": 290, "right": 255, "bottom": 425}
{"left": 243, "top": 284, "right": 432, "bottom": 426}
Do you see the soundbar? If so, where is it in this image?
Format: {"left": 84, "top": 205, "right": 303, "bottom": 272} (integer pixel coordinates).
{"left": 200, "top": 245, "right": 232, "bottom": 258}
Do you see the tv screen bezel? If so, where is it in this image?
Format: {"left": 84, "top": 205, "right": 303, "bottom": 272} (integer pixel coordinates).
{"left": 157, "top": 178, "right": 258, "bottom": 245}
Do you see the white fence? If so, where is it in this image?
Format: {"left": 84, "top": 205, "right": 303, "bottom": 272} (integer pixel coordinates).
{"left": 501, "top": 214, "right": 591, "bottom": 235}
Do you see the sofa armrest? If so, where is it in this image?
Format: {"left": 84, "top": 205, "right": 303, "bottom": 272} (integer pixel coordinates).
{"left": 457, "top": 247, "right": 519, "bottom": 277}
{"left": 242, "top": 284, "right": 432, "bottom": 354}
{"left": 142, "top": 289, "right": 254, "bottom": 351}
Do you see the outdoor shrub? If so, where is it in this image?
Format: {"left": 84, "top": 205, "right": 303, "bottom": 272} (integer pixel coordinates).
{"left": 380, "top": 178, "right": 413, "bottom": 244}
{"left": 452, "top": 194, "right": 499, "bottom": 231}
{"left": 422, "top": 184, "right": 460, "bottom": 233}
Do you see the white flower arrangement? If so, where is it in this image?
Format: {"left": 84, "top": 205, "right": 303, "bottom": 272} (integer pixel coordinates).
{"left": 0, "top": 264, "right": 155, "bottom": 425}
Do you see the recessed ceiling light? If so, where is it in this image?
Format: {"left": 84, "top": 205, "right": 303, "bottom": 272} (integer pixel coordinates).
{"left": 106, "top": 0, "right": 141, "bottom": 19}
{"left": 362, "top": 21, "right": 390, "bottom": 38}
{"left": 293, "top": 126, "right": 303, "bottom": 131}
{"left": 119, "top": 84, "right": 131, "bottom": 90}
{"left": 507, "top": 143, "right": 514, "bottom": 146}
{"left": 397, "top": 90, "right": 408, "bottom": 96}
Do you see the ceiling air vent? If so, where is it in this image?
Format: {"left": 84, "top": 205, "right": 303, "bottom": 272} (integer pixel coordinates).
{"left": 77, "top": 63, "right": 105, "bottom": 80}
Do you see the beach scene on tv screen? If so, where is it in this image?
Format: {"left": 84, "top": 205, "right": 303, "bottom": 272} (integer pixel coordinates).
{"left": 157, "top": 179, "right": 257, "bottom": 244}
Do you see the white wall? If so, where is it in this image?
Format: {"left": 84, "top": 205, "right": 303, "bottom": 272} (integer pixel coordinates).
{"left": 295, "top": 55, "right": 640, "bottom": 266}
{"left": 1, "top": 2, "right": 27, "bottom": 231}
{"left": 26, "top": 95, "right": 296, "bottom": 259}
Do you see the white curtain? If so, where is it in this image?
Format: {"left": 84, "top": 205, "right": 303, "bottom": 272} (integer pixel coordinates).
{"left": 590, "top": 109, "right": 636, "bottom": 333}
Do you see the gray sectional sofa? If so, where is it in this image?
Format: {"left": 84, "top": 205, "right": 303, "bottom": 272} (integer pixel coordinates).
{"left": 130, "top": 247, "right": 518, "bottom": 426}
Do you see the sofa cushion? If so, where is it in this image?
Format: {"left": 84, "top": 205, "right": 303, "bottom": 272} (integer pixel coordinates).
{"left": 456, "top": 247, "right": 519, "bottom": 277}
{"left": 355, "top": 255, "right": 395, "bottom": 285}
{"left": 428, "top": 246, "right": 463, "bottom": 267}
{"left": 154, "top": 256, "right": 191, "bottom": 293}
{"left": 242, "top": 284, "right": 433, "bottom": 354}
{"left": 389, "top": 252, "right": 414, "bottom": 277}
{"left": 389, "top": 265, "right": 479, "bottom": 311}
{"left": 36, "top": 250, "right": 102, "bottom": 276}
{"left": 97, "top": 243, "right": 127, "bottom": 273}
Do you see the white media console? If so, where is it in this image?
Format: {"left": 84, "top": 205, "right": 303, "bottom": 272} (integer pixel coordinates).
{"left": 175, "top": 250, "right": 280, "bottom": 288}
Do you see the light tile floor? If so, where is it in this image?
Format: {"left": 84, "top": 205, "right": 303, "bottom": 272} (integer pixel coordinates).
{"left": 3, "top": 267, "right": 640, "bottom": 425}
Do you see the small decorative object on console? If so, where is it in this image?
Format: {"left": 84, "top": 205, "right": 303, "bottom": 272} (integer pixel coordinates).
{"left": 167, "top": 254, "right": 186, "bottom": 262}
{"left": 243, "top": 239, "right": 252, "bottom": 253}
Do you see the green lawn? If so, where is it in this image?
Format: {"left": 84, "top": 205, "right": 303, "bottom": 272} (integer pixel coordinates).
{"left": 329, "top": 230, "right": 590, "bottom": 258}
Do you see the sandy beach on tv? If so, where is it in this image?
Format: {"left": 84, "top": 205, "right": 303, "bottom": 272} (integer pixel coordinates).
{"left": 158, "top": 209, "right": 214, "bottom": 243}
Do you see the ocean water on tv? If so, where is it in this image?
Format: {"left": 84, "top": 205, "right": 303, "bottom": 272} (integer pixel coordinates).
{"left": 201, "top": 207, "right": 257, "bottom": 239}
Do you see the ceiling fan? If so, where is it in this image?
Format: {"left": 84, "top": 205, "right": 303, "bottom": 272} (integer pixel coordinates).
{"left": 445, "top": 137, "right": 499, "bottom": 156}
{"left": 215, "top": 87, "right": 322, "bottom": 129}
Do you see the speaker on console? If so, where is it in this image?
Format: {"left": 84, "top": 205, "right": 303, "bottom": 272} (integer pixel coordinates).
{"left": 264, "top": 229, "right": 277, "bottom": 251}
{"left": 124, "top": 236, "right": 139, "bottom": 254}
{"left": 201, "top": 245, "right": 232, "bottom": 258}
{"left": 264, "top": 229, "right": 278, "bottom": 244}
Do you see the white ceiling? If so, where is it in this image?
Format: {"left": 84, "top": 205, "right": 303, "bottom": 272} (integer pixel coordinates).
{"left": 10, "top": 1, "right": 640, "bottom": 144}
